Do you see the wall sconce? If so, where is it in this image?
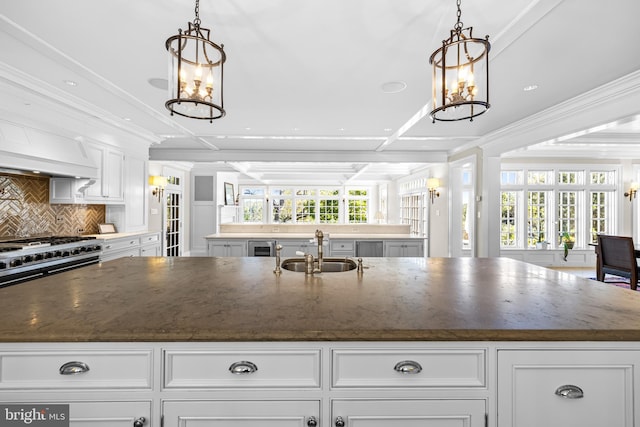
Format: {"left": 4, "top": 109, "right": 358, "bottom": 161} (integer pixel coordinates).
{"left": 427, "top": 178, "right": 441, "bottom": 204}
{"left": 625, "top": 181, "right": 639, "bottom": 202}
{"left": 149, "top": 176, "right": 168, "bottom": 202}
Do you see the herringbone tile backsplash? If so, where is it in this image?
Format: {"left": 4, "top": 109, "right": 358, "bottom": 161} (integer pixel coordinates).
{"left": 0, "top": 174, "right": 105, "bottom": 237}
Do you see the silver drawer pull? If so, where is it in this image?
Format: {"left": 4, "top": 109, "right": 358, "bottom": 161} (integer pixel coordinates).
{"left": 555, "top": 384, "right": 584, "bottom": 399}
{"left": 229, "top": 360, "right": 258, "bottom": 375}
{"left": 394, "top": 360, "right": 422, "bottom": 374}
{"left": 133, "top": 417, "right": 146, "bottom": 427}
{"left": 59, "top": 361, "right": 90, "bottom": 375}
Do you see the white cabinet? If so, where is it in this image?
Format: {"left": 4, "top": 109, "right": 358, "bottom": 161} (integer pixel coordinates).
{"left": 101, "top": 232, "right": 161, "bottom": 261}
{"left": 498, "top": 349, "right": 639, "bottom": 427}
{"left": 163, "top": 400, "right": 319, "bottom": 427}
{"left": 278, "top": 239, "right": 318, "bottom": 257}
{"left": 332, "top": 399, "right": 486, "bottom": 427}
{"left": 330, "top": 239, "right": 355, "bottom": 257}
{"left": 0, "top": 343, "right": 152, "bottom": 427}
{"left": 207, "top": 240, "right": 247, "bottom": 256}
{"left": 49, "top": 177, "right": 76, "bottom": 203}
{"left": 384, "top": 239, "right": 424, "bottom": 257}
{"left": 140, "top": 233, "right": 161, "bottom": 257}
{"left": 84, "top": 143, "right": 124, "bottom": 203}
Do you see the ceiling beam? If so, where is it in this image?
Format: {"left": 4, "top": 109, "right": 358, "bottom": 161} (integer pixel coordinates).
{"left": 149, "top": 148, "right": 448, "bottom": 163}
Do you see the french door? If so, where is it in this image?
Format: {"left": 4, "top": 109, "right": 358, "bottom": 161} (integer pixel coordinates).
{"left": 165, "top": 190, "right": 183, "bottom": 256}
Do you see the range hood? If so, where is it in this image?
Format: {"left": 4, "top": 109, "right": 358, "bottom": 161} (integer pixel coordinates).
{"left": 0, "top": 120, "right": 98, "bottom": 179}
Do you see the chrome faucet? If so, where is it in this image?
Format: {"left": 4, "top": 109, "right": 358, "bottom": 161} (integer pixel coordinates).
{"left": 315, "top": 229, "right": 324, "bottom": 273}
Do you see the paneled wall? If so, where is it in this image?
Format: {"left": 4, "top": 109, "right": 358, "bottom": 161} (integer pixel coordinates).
{"left": 0, "top": 174, "right": 105, "bottom": 237}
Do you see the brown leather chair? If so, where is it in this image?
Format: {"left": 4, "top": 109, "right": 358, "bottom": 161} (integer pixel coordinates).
{"left": 596, "top": 234, "right": 640, "bottom": 290}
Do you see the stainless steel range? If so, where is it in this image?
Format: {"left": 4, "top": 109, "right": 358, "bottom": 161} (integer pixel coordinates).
{"left": 0, "top": 236, "right": 102, "bottom": 287}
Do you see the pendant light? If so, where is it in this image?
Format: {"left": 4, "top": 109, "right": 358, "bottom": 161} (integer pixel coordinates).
{"left": 165, "top": 0, "right": 226, "bottom": 122}
{"left": 429, "top": 0, "right": 490, "bottom": 122}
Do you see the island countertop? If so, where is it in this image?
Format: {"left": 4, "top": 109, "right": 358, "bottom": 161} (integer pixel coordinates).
{"left": 0, "top": 257, "right": 639, "bottom": 342}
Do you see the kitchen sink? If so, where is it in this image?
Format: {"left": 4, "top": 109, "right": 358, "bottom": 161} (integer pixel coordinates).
{"left": 281, "top": 257, "right": 358, "bottom": 272}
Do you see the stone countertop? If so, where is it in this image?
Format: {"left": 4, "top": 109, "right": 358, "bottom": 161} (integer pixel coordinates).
{"left": 205, "top": 233, "right": 425, "bottom": 240}
{"left": 0, "top": 257, "right": 639, "bottom": 343}
{"left": 85, "top": 231, "right": 160, "bottom": 240}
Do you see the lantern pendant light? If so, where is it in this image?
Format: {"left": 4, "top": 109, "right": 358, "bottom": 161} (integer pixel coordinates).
{"left": 165, "top": 0, "right": 226, "bottom": 122}
{"left": 429, "top": 0, "right": 490, "bottom": 122}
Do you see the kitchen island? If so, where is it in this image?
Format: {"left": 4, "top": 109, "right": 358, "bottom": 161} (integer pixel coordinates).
{"left": 0, "top": 257, "right": 638, "bottom": 427}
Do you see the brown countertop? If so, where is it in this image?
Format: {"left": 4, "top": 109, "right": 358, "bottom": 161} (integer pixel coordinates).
{"left": 204, "top": 233, "right": 425, "bottom": 240}
{"left": 0, "top": 257, "right": 639, "bottom": 342}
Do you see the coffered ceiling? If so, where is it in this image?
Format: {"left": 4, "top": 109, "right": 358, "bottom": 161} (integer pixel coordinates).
{"left": 1, "top": 0, "right": 639, "bottom": 184}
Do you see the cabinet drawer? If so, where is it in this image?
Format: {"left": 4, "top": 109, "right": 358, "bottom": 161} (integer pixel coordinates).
{"left": 0, "top": 350, "right": 153, "bottom": 390}
{"left": 103, "top": 237, "right": 140, "bottom": 252}
{"left": 164, "top": 349, "right": 321, "bottom": 389}
{"left": 330, "top": 240, "right": 355, "bottom": 252}
{"left": 332, "top": 348, "right": 486, "bottom": 388}
{"left": 497, "top": 350, "right": 639, "bottom": 427}
{"left": 141, "top": 233, "right": 160, "bottom": 244}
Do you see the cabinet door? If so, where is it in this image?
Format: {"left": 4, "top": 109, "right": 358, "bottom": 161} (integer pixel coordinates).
{"left": 279, "top": 240, "right": 317, "bottom": 258}
{"left": 403, "top": 241, "right": 424, "bottom": 257}
{"left": 84, "top": 144, "right": 104, "bottom": 199}
{"left": 140, "top": 243, "right": 161, "bottom": 257}
{"left": 498, "top": 350, "right": 639, "bottom": 427}
{"left": 208, "top": 242, "right": 227, "bottom": 257}
{"left": 49, "top": 178, "right": 74, "bottom": 203}
{"left": 227, "top": 241, "right": 247, "bottom": 257}
{"left": 333, "top": 399, "right": 485, "bottom": 427}
{"left": 105, "top": 149, "right": 124, "bottom": 200}
{"left": 163, "top": 400, "right": 319, "bottom": 427}
{"left": 383, "top": 242, "right": 405, "bottom": 257}
{"left": 69, "top": 401, "right": 150, "bottom": 427}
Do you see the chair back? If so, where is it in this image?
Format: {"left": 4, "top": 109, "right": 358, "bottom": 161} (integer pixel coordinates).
{"left": 596, "top": 234, "right": 638, "bottom": 275}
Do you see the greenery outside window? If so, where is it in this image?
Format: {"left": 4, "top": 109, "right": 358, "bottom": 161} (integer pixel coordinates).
{"left": 500, "top": 164, "right": 618, "bottom": 249}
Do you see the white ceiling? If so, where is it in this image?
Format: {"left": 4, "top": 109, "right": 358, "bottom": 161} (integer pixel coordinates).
{"left": 1, "top": 0, "right": 640, "bottom": 185}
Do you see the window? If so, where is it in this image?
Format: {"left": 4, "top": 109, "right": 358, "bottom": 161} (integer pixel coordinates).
{"left": 527, "top": 190, "right": 548, "bottom": 247}
{"left": 347, "top": 189, "right": 368, "bottom": 223}
{"left": 500, "top": 191, "right": 518, "bottom": 247}
{"left": 240, "top": 186, "right": 369, "bottom": 224}
{"left": 241, "top": 188, "right": 265, "bottom": 223}
{"left": 295, "top": 189, "right": 316, "bottom": 222}
{"left": 319, "top": 190, "right": 340, "bottom": 223}
{"left": 500, "top": 164, "right": 618, "bottom": 249}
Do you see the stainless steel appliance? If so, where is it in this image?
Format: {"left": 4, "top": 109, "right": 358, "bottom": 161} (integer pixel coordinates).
{"left": 356, "top": 240, "right": 383, "bottom": 257}
{"left": 0, "top": 236, "right": 102, "bottom": 287}
{"left": 247, "top": 240, "right": 275, "bottom": 257}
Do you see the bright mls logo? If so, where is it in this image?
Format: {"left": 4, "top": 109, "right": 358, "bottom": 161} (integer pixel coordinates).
{"left": 0, "top": 405, "right": 69, "bottom": 427}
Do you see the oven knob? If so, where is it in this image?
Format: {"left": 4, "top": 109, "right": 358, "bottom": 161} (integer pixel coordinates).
{"left": 45, "top": 252, "right": 53, "bottom": 259}
{"left": 0, "top": 262, "right": 6, "bottom": 269}
{"left": 23, "top": 255, "right": 33, "bottom": 263}
{"left": 34, "top": 253, "right": 44, "bottom": 261}
{"left": 62, "top": 251, "right": 70, "bottom": 257}
{"left": 10, "top": 259, "right": 22, "bottom": 267}
{"left": 72, "top": 248, "right": 80, "bottom": 255}
{"left": 80, "top": 246, "right": 88, "bottom": 252}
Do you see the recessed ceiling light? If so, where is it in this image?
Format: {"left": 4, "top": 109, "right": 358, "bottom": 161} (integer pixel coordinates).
{"left": 380, "top": 81, "right": 407, "bottom": 94}
{"left": 123, "top": 117, "right": 131, "bottom": 121}
{"left": 148, "top": 78, "right": 168, "bottom": 90}
{"left": 523, "top": 84, "right": 539, "bottom": 92}
{"left": 245, "top": 127, "right": 251, "bottom": 131}
{"left": 63, "top": 80, "right": 77, "bottom": 87}
{"left": 293, "top": 127, "right": 299, "bottom": 131}
{"left": 338, "top": 127, "right": 345, "bottom": 131}
{"left": 384, "top": 128, "right": 392, "bottom": 132}
{"left": 32, "top": 170, "right": 40, "bottom": 174}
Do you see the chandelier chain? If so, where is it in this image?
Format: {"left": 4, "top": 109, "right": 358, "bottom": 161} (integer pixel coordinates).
{"left": 454, "top": 0, "right": 463, "bottom": 32}
{"left": 194, "top": 0, "right": 201, "bottom": 27}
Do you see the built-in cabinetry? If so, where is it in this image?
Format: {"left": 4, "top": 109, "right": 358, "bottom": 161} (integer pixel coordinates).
{"left": 497, "top": 348, "right": 638, "bottom": 427}
{"left": 207, "top": 239, "right": 247, "bottom": 257}
{"left": 278, "top": 239, "right": 318, "bottom": 258}
{"left": 0, "top": 343, "right": 151, "bottom": 426}
{"left": 205, "top": 237, "right": 424, "bottom": 257}
{"left": 101, "top": 232, "right": 161, "bottom": 261}
{"left": 330, "top": 239, "right": 355, "bottom": 257}
{"left": 1, "top": 342, "right": 639, "bottom": 427}
{"left": 384, "top": 239, "right": 424, "bottom": 257}
{"left": 84, "top": 143, "right": 125, "bottom": 203}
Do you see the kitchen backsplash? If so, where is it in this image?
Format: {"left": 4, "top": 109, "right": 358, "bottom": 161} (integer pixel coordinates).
{"left": 0, "top": 174, "right": 105, "bottom": 237}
